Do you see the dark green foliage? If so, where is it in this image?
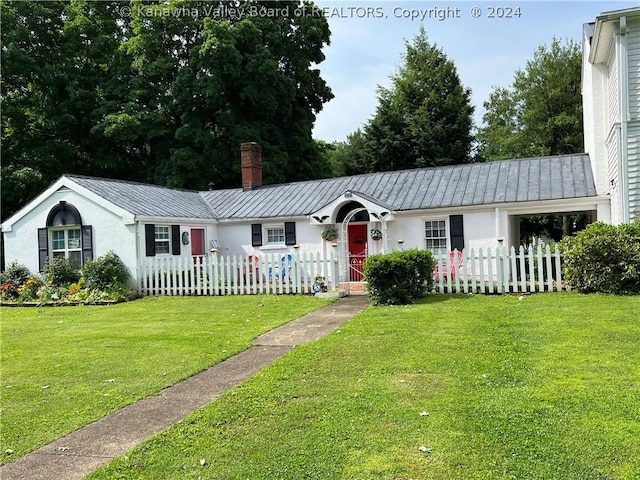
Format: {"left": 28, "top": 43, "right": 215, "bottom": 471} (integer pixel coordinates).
{"left": 81, "top": 251, "right": 130, "bottom": 291}
{"left": 316, "top": 130, "right": 369, "bottom": 177}
{"left": 477, "top": 38, "right": 583, "bottom": 161}
{"left": 364, "top": 249, "right": 435, "bottom": 305}
{"left": 561, "top": 221, "right": 640, "bottom": 294}
{"left": 346, "top": 27, "right": 473, "bottom": 174}
{"left": 44, "top": 257, "right": 81, "bottom": 287}
{"left": 1, "top": 0, "right": 333, "bottom": 220}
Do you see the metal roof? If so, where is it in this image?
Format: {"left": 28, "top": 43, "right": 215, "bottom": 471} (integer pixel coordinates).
{"left": 67, "top": 175, "right": 216, "bottom": 219}
{"left": 65, "top": 154, "right": 598, "bottom": 220}
{"left": 202, "top": 154, "right": 598, "bottom": 219}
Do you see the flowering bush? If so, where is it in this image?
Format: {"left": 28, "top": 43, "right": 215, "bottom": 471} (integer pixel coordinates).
{"left": 18, "top": 277, "right": 44, "bottom": 301}
{"left": 1, "top": 252, "right": 133, "bottom": 304}
{"left": 1, "top": 283, "right": 17, "bottom": 300}
{"left": 0, "top": 261, "right": 31, "bottom": 298}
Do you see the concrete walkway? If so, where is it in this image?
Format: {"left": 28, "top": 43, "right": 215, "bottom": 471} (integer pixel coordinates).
{"left": 0, "top": 295, "right": 370, "bottom": 480}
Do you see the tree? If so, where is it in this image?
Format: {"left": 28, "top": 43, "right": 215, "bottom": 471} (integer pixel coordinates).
{"left": 98, "top": 0, "right": 333, "bottom": 189}
{"left": 477, "top": 38, "right": 583, "bottom": 161}
{"left": 319, "top": 129, "right": 369, "bottom": 177}
{"left": 1, "top": 0, "right": 333, "bottom": 220}
{"left": 1, "top": 0, "right": 140, "bottom": 218}
{"left": 361, "top": 27, "right": 474, "bottom": 172}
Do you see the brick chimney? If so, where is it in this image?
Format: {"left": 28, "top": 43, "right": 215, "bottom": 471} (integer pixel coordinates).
{"left": 241, "top": 142, "right": 262, "bottom": 191}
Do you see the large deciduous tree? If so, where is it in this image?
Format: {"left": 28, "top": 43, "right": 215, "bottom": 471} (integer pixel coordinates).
{"left": 1, "top": 0, "right": 333, "bottom": 220}
{"left": 361, "top": 27, "right": 474, "bottom": 172}
{"left": 477, "top": 38, "right": 583, "bottom": 161}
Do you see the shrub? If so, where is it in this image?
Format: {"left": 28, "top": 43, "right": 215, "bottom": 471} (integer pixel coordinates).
{"left": 44, "top": 256, "right": 81, "bottom": 287}
{"left": 561, "top": 221, "right": 640, "bottom": 294}
{"left": 364, "top": 249, "right": 435, "bottom": 305}
{"left": 0, "top": 261, "right": 32, "bottom": 299}
{"left": 81, "top": 251, "right": 130, "bottom": 291}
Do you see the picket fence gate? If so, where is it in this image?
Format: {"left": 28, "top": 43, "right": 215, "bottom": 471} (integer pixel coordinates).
{"left": 137, "top": 245, "right": 565, "bottom": 296}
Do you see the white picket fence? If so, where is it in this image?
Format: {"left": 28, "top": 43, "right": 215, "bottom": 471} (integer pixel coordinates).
{"left": 138, "top": 252, "right": 339, "bottom": 296}
{"left": 137, "top": 245, "right": 566, "bottom": 296}
{"left": 432, "top": 245, "right": 565, "bottom": 294}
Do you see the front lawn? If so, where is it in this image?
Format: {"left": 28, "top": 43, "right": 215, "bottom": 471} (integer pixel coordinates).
{"left": 0, "top": 295, "right": 332, "bottom": 463}
{"left": 88, "top": 293, "right": 640, "bottom": 479}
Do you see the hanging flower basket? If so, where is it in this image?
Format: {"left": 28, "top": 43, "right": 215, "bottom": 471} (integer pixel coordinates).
{"left": 370, "top": 229, "right": 382, "bottom": 240}
{"left": 321, "top": 228, "right": 338, "bottom": 242}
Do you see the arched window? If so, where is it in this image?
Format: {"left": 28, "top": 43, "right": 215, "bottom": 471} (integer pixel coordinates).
{"left": 336, "top": 201, "right": 370, "bottom": 223}
{"left": 46, "top": 201, "right": 82, "bottom": 227}
{"left": 38, "top": 201, "right": 93, "bottom": 271}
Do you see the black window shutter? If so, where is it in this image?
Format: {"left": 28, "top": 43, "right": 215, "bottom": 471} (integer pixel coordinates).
{"left": 449, "top": 215, "right": 464, "bottom": 252}
{"left": 251, "top": 224, "right": 262, "bottom": 247}
{"left": 81, "top": 225, "right": 93, "bottom": 264}
{"left": 37, "top": 227, "right": 48, "bottom": 272}
{"left": 284, "top": 222, "right": 296, "bottom": 245}
{"left": 145, "top": 224, "right": 156, "bottom": 257}
{"left": 171, "top": 225, "right": 181, "bottom": 255}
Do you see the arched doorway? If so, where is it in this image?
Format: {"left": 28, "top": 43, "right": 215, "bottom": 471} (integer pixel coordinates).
{"left": 337, "top": 202, "right": 370, "bottom": 283}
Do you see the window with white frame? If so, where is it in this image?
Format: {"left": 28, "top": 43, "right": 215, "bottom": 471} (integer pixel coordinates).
{"left": 51, "top": 228, "right": 83, "bottom": 266}
{"left": 154, "top": 226, "right": 171, "bottom": 254}
{"left": 266, "top": 225, "right": 285, "bottom": 245}
{"left": 424, "top": 220, "right": 448, "bottom": 255}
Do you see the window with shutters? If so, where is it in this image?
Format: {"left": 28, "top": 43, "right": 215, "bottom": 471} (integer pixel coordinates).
{"left": 424, "top": 220, "right": 448, "bottom": 256}
{"left": 265, "top": 225, "right": 285, "bottom": 245}
{"left": 51, "top": 228, "right": 83, "bottom": 266}
{"left": 251, "top": 222, "right": 295, "bottom": 248}
{"left": 154, "top": 226, "right": 171, "bottom": 254}
{"left": 39, "top": 202, "right": 93, "bottom": 271}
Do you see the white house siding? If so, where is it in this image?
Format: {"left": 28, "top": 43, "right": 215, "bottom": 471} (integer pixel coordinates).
{"left": 216, "top": 220, "right": 317, "bottom": 258}
{"left": 608, "top": 46, "right": 620, "bottom": 129}
{"left": 3, "top": 189, "right": 137, "bottom": 281}
{"left": 389, "top": 210, "right": 501, "bottom": 251}
{"left": 627, "top": 17, "right": 640, "bottom": 220}
{"left": 628, "top": 18, "right": 640, "bottom": 120}
{"left": 606, "top": 126, "right": 623, "bottom": 225}
{"left": 629, "top": 123, "right": 640, "bottom": 220}
{"left": 582, "top": 56, "right": 608, "bottom": 195}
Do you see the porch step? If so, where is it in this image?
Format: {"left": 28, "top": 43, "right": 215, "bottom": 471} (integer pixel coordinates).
{"left": 339, "top": 282, "right": 368, "bottom": 295}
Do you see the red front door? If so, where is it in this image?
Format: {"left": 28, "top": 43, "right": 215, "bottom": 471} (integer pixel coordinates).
{"left": 191, "top": 228, "right": 205, "bottom": 256}
{"left": 348, "top": 224, "right": 367, "bottom": 281}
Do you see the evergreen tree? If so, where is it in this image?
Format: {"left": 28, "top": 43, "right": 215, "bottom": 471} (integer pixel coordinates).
{"left": 362, "top": 27, "right": 474, "bottom": 172}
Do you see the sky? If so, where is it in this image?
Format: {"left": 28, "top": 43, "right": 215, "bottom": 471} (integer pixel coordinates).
{"left": 312, "top": 0, "right": 637, "bottom": 143}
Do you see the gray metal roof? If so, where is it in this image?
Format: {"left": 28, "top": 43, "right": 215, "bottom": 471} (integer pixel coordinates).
{"left": 66, "top": 154, "right": 598, "bottom": 221}
{"left": 202, "top": 154, "right": 598, "bottom": 219}
{"left": 67, "top": 175, "right": 216, "bottom": 219}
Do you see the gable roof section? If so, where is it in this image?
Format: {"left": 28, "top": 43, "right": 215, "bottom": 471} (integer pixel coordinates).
{"left": 202, "top": 154, "right": 598, "bottom": 220}
{"left": 66, "top": 175, "right": 216, "bottom": 220}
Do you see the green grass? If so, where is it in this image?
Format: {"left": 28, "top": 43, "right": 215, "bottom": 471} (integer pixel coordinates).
{"left": 0, "top": 295, "right": 332, "bottom": 463}
{"left": 86, "top": 293, "right": 640, "bottom": 480}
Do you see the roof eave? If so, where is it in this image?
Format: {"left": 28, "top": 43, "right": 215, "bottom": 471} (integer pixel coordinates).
{"left": 589, "top": 7, "right": 639, "bottom": 64}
